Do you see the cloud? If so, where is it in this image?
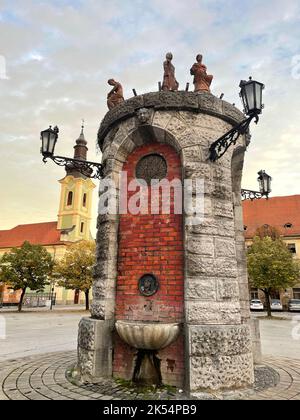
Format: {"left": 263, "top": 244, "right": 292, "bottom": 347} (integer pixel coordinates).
{"left": 0, "top": 0, "right": 300, "bottom": 235}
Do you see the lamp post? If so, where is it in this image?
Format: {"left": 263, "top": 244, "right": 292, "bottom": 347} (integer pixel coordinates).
{"left": 40, "top": 126, "right": 103, "bottom": 179}
{"left": 50, "top": 282, "right": 55, "bottom": 311}
{"left": 209, "top": 77, "right": 264, "bottom": 162}
{"left": 241, "top": 170, "right": 272, "bottom": 201}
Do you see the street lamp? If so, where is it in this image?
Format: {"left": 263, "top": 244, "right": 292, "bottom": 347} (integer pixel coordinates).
{"left": 209, "top": 77, "right": 264, "bottom": 162}
{"left": 40, "top": 126, "right": 103, "bottom": 179}
{"left": 257, "top": 170, "right": 272, "bottom": 196}
{"left": 239, "top": 77, "right": 264, "bottom": 116}
{"left": 40, "top": 126, "right": 59, "bottom": 159}
{"left": 241, "top": 170, "right": 272, "bottom": 201}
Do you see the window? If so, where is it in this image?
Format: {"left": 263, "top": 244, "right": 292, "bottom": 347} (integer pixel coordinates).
{"left": 287, "top": 243, "right": 296, "bottom": 254}
{"left": 83, "top": 193, "right": 87, "bottom": 207}
{"left": 80, "top": 222, "right": 84, "bottom": 234}
{"left": 284, "top": 223, "right": 293, "bottom": 229}
{"left": 67, "top": 191, "right": 73, "bottom": 206}
{"left": 250, "top": 288, "right": 259, "bottom": 300}
{"left": 293, "top": 288, "right": 300, "bottom": 299}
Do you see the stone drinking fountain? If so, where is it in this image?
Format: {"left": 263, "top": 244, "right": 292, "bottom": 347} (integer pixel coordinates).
{"left": 77, "top": 55, "right": 259, "bottom": 396}
{"left": 116, "top": 321, "right": 181, "bottom": 385}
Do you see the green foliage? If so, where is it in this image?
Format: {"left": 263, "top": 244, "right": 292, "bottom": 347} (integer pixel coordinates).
{"left": 55, "top": 240, "right": 95, "bottom": 292}
{"left": 247, "top": 236, "right": 300, "bottom": 290}
{"left": 0, "top": 241, "right": 54, "bottom": 292}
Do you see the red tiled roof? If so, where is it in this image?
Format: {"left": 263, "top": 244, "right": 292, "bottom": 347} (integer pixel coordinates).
{"left": 0, "top": 222, "right": 63, "bottom": 248}
{"left": 243, "top": 195, "right": 300, "bottom": 239}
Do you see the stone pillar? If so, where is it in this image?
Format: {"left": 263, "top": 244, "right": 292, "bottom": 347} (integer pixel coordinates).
{"left": 77, "top": 91, "right": 256, "bottom": 394}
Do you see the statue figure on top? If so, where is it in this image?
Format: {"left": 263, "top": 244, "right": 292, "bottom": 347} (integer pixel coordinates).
{"left": 162, "top": 52, "right": 179, "bottom": 92}
{"left": 107, "top": 79, "right": 124, "bottom": 110}
{"left": 190, "top": 54, "right": 213, "bottom": 93}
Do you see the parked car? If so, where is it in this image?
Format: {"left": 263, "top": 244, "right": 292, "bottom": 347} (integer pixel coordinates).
{"left": 250, "top": 299, "right": 264, "bottom": 311}
{"left": 288, "top": 299, "right": 300, "bottom": 312}
{"left": 270, "top": 299, "right": 283, "bottom": 311}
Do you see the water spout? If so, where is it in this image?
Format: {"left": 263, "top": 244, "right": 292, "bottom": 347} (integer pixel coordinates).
{"left": 133, "top": 349, "right": 162, "bottom": 386}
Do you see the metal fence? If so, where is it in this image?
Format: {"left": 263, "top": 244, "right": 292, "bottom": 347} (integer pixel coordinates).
{"left": 23, "top": 293, "right": 56, "bottom": 308}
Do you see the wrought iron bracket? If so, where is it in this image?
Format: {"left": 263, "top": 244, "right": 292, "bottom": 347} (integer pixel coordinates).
{"left": 241, "top": 189, "right": 268, "bottom": 201}
{"left": 43, "top": 155, "right": 103, "bottom": 179}
{"left": 209, "top": 114, "right": 258, "bottom": 162}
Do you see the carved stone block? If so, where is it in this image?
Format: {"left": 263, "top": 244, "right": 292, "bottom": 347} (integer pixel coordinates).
{"left": 215, "top": 238, "right": 236, "bottom": 258}
{"left": 185, "top": 278, "right": 216, "bottom": 300}
{"left": 190, "top": 353, "right": 254, "bottom": 391}
{"left": 189, "top": 325, "right": 252, "bottom": 356}
{"left": 216, "top": 279, "right": 240, "bottom": 300}
{"left": 186, "top": 301, "right": 241, "bottom": 324}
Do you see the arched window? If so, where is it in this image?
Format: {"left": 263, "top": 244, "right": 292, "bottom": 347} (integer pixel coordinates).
{"left": 83, "top": 193, "right": 87, "bottom": 207}
{"left": 67, "top": 191, "right": 73, "bottom": 206}
{"left": 80, "top": 222, "right": 84, "bottom": 234}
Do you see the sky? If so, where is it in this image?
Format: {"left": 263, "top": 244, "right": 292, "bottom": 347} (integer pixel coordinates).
{"left": 0, "top": 0, "right": 300, "bottom": 237}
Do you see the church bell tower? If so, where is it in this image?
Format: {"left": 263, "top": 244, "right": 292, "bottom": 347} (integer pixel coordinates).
{"left": 57, "top": 124, "right": 96, "bottom": 242}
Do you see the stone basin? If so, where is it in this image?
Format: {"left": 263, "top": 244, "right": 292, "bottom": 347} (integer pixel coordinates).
{"left": 115, "top": 320, "right": 181, "bottom": 350}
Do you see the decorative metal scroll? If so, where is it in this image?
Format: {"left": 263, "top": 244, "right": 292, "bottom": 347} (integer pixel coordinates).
{"left": 43, "top": 155, "right": 103, "bottom": 179}
{"left": 209, "top": 114, "right": 258, "bottom": 162}
{"left": 241, "top": 189, "right": 265, "bottom": 201}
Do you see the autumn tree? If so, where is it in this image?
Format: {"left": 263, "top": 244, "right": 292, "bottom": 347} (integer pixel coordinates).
{"left": 0, "top": 241, "right": 54, "bottom": 312}
{"left": 255, "top": 225, "right": 281, "bottom": 241}
{"left": 55, "top": 240, "right": 95, "bottom": 311}
{"left": 247, "top": 236, "right": 300, "bottom": 317}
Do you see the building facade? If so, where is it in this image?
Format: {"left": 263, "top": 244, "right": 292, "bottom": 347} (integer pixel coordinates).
{"left": 243, "top": 195, "right": 300, "bottom": 306}
{"left": 0, "top": 127, "right": 95, "bottom": 306}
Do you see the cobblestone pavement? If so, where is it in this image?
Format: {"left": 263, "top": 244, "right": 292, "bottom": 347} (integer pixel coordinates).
{"left": 0, "top": 351, "right": 300, "bottom": 400}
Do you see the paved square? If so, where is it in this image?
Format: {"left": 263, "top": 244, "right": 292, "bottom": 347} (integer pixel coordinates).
{"left": 0, "top": 310, "right": 300, "bottom": 400}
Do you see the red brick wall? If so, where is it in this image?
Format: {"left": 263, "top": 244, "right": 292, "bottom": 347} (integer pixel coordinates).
{"left": 113, "top": 143, "right": 184, "bottom": 387}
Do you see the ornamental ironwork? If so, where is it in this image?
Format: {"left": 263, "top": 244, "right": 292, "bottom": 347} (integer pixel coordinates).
{"left": 209, "top": 114, "right": 258, "bottom": 162}
{"left": 241, "top": 189, "right": 265, "bottom": 201}
{"left": 42, "top": 155, "right": 103, "bottom": 180}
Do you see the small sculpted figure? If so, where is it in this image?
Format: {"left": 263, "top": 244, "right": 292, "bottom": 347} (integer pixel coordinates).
{"left": 107, "top": 79, "right": 124, "bottom": 110}
{"left": 162, "top": 52, "right": 179, "bottom": 91}
{"left": 190, "top": 54, "right": 213, "bottom": 93}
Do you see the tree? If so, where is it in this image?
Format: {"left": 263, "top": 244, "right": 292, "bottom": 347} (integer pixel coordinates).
{"left": 0, "top": 241, "right": 54, "bottom": 312}
{"left": 247, "top": 236, "right": 300, "bottom": 317}
{"left": 255, "top": 225, "right": 281, "bottom": 241}
{"left": 55, "top": 240, "right": 95, "bottom": 311}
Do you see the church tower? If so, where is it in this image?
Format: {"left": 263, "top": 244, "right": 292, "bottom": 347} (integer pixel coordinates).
{"left": 57, "top": 124, "right": 96, "bottom": 242}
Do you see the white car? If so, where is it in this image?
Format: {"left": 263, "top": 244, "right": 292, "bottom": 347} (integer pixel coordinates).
{"left": 250, "top": 299, "right": 264, "bottom": 311}
{"left": 271, "top": 299, "right": 283, "bottom": 311}
{"left": 288, "top": 299, "right": 300, "bottom": 312}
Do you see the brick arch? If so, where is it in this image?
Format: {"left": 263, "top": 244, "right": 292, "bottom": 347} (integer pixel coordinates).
{"left": 108, "top": 124, "right": 183, "bottom": 172}
{"left": 113, "top": 142, "right": 185, "bottom": 387}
